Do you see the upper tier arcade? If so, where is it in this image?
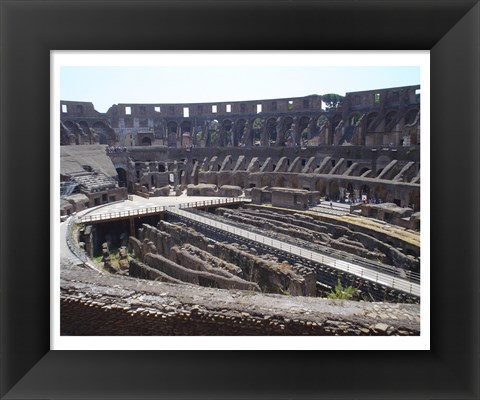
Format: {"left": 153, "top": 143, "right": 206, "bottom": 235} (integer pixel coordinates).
{"left": 60, "top": 85, "right": 420, "bottom": 148}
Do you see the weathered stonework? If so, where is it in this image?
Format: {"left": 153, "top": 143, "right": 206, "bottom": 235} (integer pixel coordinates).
{"left": 60, "top": 261, "right": 420, "bottom": 336}
{"left": 129, "top": 222, "right": 316, "bottom": 296}
{"left": 61, "top": 85, "right": 420, "bottom": 148}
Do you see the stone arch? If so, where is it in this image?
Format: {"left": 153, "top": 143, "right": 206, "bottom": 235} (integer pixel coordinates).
{"left": 359, "top": 167, "right": 370, "bottom": 176}
{"left": 345, "top": 182, "right": 354, "bottom": 201}
{"left": 287, "top": 177, "right": 299, "bottom": 189}
{"left": 167, "top": 121, "right": 178, "bottom": 147}
{"left": 330, "top": 114, "right": 343, "bottom": 145}
{"left": 384, "top": 110, "right": 398, "bottom": 131}
{"left": 348, "top": 112, "right": 362, "bottom": 126}
{"left": 317, "top": 114, "right": 328, "bottom": 128}
{"left": 274, "top": 175, "right": 286, "bottom": 187}
{"left": 315, "top": 179, "right": 327, "bottom": 195}
{"left": 78, "top": 121, "right": 93, "bottom": 143}
{"left": 92, "top": 121, "right": 115, "bottom": 145}
{"left": 233, "top": 118, "right": 247, "bottom": 147}
{"left": 221, "top": 119, "right": 233, "bottom": 146}
{"left": 180, "top": 120, "right": 191, "bottom": 134}
{"left": 264, "top": 117, "right": 277, "bottom": 146}
{"left": 252, "top": 117, "right": 263, "bottom": 146}
{"left": 206, "top": 119, "right": 219, "bottom": 146}
{"left": 328, "top": 180, "right": 340, "bottom": 201}
{"left": 116, "top": 168, "right": 127, "bottom": 188}
{"left": 63, "top": 120, "right": 75, "bottom": 129}
{"left": 280, "top": 116, "right": 294, "bottom": 146}
{"left": 260, "top": 175, "right": 272, "bottom": 187}
{"left": 360, "top": 184, "right": 371, "bottom": 200}
{"left": 405, "top": 108, "right": 419, "bottom": 125}
{"left": 158, "top": 163, "right": 166, "bottom": 172}
{"left": 366, "top": 112, "right": 379, "bottom": 132}
{"left": 376, "top": 155, "right": 391, "bottom": 176}
{"left": 373, "top": 184, "right": 392, "bottom": 203}
{"left": 141, "top": 137, "right": 152, "bottom": 146}
{"left": 153, "top": 118, "right": 164, "bottom": 139}
{"left": 297, "top": 115, "right": 311, "bottom": 145}
{"left": 408, "top": 189, "right": 420, "bottom": 212}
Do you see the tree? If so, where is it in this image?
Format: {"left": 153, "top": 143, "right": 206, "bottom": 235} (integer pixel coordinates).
{"left": 322, "top": 93, "right": 345, "bottom": 109}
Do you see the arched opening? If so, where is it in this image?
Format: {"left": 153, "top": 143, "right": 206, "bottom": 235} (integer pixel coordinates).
{"left": 328, "top": 181, "right": 340, "bottom": 201}
{"left": 359, "top": 167, "right": 370, "bottom": 177}
{"left": 222, "top": 119, "right": 233, "bottom": 146}
{"left": 158, "top": 164, "right": 166, "bottom": 172}
{"left": 141, "top": 137, "right": 152, "bottom": 146}
{"left": 252, "top": 117, "right": 263, "bottom": 146}
{"left": 405, "top": 248, "right": 419, "bottom": 258}
{"left": 167, "top": 121, "right": 178, "bottom": 147}
{"left": 207, "top": 120, "right": 219, "bottom": 146}
{"left": 385, "top": 111, "right": 398, "bottom": 131}
{"left": 297, "top": 116, "right": 310, "bottom": 145}
{"left": 376, "top": 155, "right": 391, "bottom": 176}
{"left": 92, "top": 121, "right": 113, "bottom": 145}
{"left": 405, "top": 109, "right": 419, "bottom": 125}
{"left": 346, "top": 183, "right": 354, "bottom": 202}
{"left": 153, "top": 118, "right": 164, "bottom": 140}
{"left": 315, "top": 179, "right": 326, "bottom": 195}
{"left": 360, "top": 185, "right": 370, "bottom": 201}
{"left": 78, "top": 121, "right": 92, "bottom": 142}
{"left": 234, "top": 119, "right": 247, "bottom": 146}
{"left": 348, "top": 112, "right": 362, "bottom": 126}
{"left": 408, "top": 190, "right": 420, "bottom": 212}
{"left": 180, "top": 120, "right": 191, "bottom": 133}
{"left": 116, "top": 168, "right": 127, "bottom": 188}
{"left": 373, "top": 185, "right": 391, "bottom": 203}
{"left": 281, "top": 117, "right": 294, "bottom": 146}
{"left": 330, "top": 114, "right": 342, "bottom": 145}
{"left": 265, "top": 117, "right": 277, "bottom": 146}
{"left": 316, "top": 114, "right": 328, "bottom": 128}
{"left": 260, "top": 175, "right": 271, "bottom": 187}
{"left": 179, "top": 170, "right": 185, "bottom": 185}
{"left": 274, "top": 175, "right": 285, "bottom": 187}
{"left": 366, "top": 112, "right": 379, "bottom": 132}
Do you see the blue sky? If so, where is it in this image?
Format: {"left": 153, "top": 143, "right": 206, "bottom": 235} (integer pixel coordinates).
{"left": 61, "top": 65, "right": 420, "bottom": 113}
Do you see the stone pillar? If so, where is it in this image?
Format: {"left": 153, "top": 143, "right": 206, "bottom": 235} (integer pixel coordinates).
{"left": 339, "top": 187, "right": 346, "bottom": 202}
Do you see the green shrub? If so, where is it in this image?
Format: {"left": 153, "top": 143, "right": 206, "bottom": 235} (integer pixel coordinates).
{"left": 328, "top": 278, "right": 356, "bottom": 300}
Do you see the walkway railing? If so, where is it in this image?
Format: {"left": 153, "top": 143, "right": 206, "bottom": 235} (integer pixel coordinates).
{"left": 167, "top": 207, "right": 420, "bottom": 297}
{"left": 189, "top": 208, "right": 420, "bottom": 284}
{"left": 78, "top": 197, "right": 248, "bottom": 223}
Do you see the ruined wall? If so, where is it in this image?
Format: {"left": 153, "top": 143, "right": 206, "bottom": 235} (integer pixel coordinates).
{"left": 130, "top": 222, "right": 316, "bottom": 296}
{"left": 61, "top": 85, "right": 420, "bottom": 148}
{"left": 60, "top": 262, "right": 420, "bottom": 336}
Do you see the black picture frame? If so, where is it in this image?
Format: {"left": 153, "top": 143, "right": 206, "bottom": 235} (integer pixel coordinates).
{"left": 1, "top": 1, "right": 479, "bottom": 399}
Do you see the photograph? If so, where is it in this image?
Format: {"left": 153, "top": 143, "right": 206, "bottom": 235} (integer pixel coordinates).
{"left": 2, "top": 1, "right": 478, "bottom": 399}
{"left": 54, "top": 52, "right": 428, "bottom": 348}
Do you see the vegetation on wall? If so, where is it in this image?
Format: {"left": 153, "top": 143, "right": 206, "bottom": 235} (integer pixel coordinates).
{"left": 321, "top": 93, "right": 345, "bottom": 109}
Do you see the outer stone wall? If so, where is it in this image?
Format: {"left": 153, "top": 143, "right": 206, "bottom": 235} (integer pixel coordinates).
{"left": 60, "top": 262, "right": 420, "bottom": 336}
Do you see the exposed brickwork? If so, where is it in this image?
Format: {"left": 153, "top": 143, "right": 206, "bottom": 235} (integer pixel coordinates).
{"left": 60, "top": 262, "right": 420, "bottom": 336}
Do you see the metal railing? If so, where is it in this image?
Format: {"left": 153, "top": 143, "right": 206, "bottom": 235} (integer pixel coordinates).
{"left": 166, "top": 207, "right": 420, "bottom": 297}
{"left": 189, "top": 208, "right": 420, "bottom": 284}
{"left": 78, "top": 197, "right": 249, "bottom": 223}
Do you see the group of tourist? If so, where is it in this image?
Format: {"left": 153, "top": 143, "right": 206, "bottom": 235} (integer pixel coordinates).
{"left": 105, "top": 146, "right": 128, "bottom": 153}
